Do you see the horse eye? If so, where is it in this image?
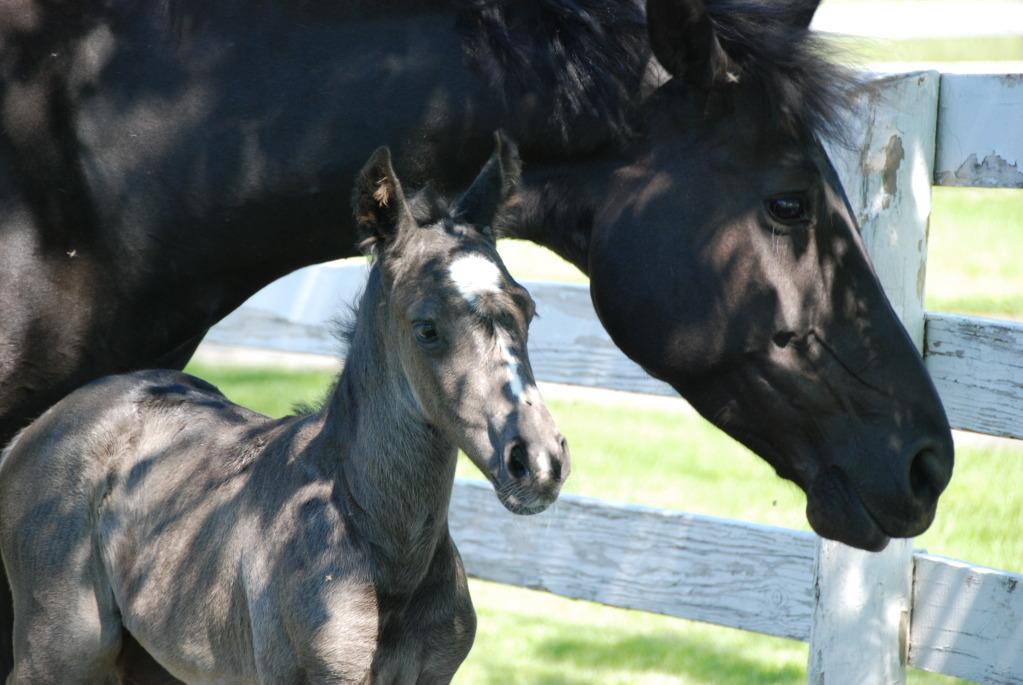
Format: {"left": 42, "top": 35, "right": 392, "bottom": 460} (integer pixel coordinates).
{"left": 413, "top": 320, "right": 439, "bottom": 347}
{"left": 766, "top": 195, "right": 807, "bottom": 224}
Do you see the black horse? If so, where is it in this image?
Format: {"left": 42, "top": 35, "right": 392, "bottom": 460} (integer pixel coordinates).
{"left": 1, "top": 0, "right": 952, "bottom": 679}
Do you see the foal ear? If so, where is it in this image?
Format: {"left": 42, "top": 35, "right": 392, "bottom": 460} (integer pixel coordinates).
{"left": 353, "top": 146, "right": 415, "bottom": 250}
{"left": 452, "top": 131, "right": 522, "bottom": 232}
{"left": 646, "top": 0, "right": 736, "bottom": 90}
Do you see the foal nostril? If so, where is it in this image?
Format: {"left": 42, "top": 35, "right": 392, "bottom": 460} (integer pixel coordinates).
{"left": 549, "top": 454, "right": 562, "bottom": 482}
{"left": 908, "top": 448, "right": 951, "bottom": 505}
{"left": 556, "top": 436, "right": 571, "bottom": 480}
{"left": 506, "top": 441, "right": 529, "bottom": 480}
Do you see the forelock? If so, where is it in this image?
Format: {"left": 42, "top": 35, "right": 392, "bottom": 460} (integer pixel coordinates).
{"left": 707, "top": 0, "right": 860, "bottom": 144}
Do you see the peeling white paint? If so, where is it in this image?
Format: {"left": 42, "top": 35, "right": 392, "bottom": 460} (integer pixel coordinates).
{"left": 935, "top": 74, "right": 1023, "bottom": 189}
{"left": 936, "top": 152, "right": 1023, "bottom": 188}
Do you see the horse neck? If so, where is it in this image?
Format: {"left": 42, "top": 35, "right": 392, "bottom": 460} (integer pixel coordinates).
{"left": 315, "top": 269, "right": 457, "bottom": 583}
{"left": 503, "top": 156, "right": 625, "bottom": 275}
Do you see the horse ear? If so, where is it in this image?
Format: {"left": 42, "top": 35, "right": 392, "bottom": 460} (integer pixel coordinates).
{"left": 352, "top": 146, "right": 415, "bottom": 250}
{"left": 452, "top": 131, "right": 522, "bottom": 232}
{"left": 646, "top": 0, "right": 736, "bottom": 90}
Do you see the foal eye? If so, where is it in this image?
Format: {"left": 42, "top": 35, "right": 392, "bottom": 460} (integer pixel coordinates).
{"left": 413, "top": 320, "right": 440, "bottom": 347}
{"left": 766, "top": 195, "right": 808, "bottom": 225}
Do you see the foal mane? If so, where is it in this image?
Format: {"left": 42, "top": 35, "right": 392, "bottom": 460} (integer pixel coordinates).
{"left": 459, "top": 0, "right": 855, "bottom": 147}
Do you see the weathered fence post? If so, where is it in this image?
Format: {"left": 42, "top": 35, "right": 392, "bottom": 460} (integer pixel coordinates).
{"left": 808, "top": 71, "right": 941, "bottom": 684}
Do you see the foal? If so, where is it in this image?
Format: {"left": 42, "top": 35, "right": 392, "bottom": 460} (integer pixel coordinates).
{"left": 0, "top": 135, "right": 569, "bottom": 684}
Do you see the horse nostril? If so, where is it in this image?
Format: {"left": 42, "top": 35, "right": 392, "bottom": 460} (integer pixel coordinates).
{"left": 773, "top": 331, "right": 795, "bottom": 348}
{"left": 909, "top": 448, "right": 950, "bottom": 505}
{"left": 549, "top": 455, "right": 562, "bottom": 482}
{"left": 506, "top": 441, "right": 529, "bottom": 480}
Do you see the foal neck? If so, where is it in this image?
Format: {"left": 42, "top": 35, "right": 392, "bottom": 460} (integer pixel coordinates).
{"left": 316, "top": 268, "right": 457, "bottom": 586}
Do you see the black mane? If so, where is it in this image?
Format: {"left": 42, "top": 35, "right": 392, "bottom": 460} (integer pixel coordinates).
{"left": 706, "top": 0, "right": 858, "bottom": 142}
{"left": 457, "top": 0, "right": 651, "bottom": 151}
{"left": 160, "top": 0, "right": 854, "bottom": 148}
{"left": 460, "top": 0, "right": 856, "bottom": 147}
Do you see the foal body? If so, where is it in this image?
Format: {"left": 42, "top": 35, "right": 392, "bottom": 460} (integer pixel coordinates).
{"left": 0, "top": 138, "right": 566, "bottom": 684}
{"left": 4, "top": 370, "right": 466, "bottom": 683}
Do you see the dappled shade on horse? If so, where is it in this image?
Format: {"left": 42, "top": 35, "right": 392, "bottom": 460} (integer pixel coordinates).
{"left": 0, "top": 0, "right": 953, "bottom": 679}
{"left": 0, "top": 135, "right": 568, "bottom": 684}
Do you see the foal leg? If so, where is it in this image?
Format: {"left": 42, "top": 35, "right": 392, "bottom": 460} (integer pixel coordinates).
{"left": 1, "top": 486, "right": 122, "bottom": 683}
{"left": 5, "top": 562, "right": 122, "bottom": 685}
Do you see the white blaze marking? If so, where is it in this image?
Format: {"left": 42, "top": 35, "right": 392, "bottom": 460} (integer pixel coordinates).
{"left": 448, "top": 254, "right": 502, "bottom": 304}
{"left": 499, "top": 333, "right": 525, "bottom": 401}
{"left": 496, "top": 330, "right": 551, "bottom": 477}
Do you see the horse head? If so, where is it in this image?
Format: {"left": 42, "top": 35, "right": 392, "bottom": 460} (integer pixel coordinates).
{"left": 587, "top": 0, "right": 953, "bottom": 550}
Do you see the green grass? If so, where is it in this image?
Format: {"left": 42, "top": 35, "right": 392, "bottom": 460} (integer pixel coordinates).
{"left": 926, "top": 188, "right": 1023, "bottom": 320}
{"left": 183, "top": 362, "right": 1022, "bottom": 685}
{"left": 839, "top": 36, "right": 1023, "bottom": 63}
{"left": 184, "top": 364, "right": 335, "bottom": 418}
{"left": 915, "top": 435, "right": 1023, "bottom": 570}
{"left": 462, "top": 580, "right": 809, "bottom": 685}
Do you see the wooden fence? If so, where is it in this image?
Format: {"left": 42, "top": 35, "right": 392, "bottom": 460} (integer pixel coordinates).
{"left": 204, "top": 71, "right": 1023, "bottom": 684}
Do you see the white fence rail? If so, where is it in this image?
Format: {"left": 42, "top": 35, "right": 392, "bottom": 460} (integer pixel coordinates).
{"left": 935, "top": 74, "right": 1023, "bottom": 188}
{"left": 925, "top": 313, "right": 1023, "bottom": 441}
{"left": 449, "top": 481, "right": 819, "bottom": 642}
{"left": 449, "top": 480, "right": 1023, "bottom": 685}
{"left": 204, "top": 71, "right": 1023, "bottom": 684}
{"left": 206, "top": 281, "right": 1023, "bottom": 442}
